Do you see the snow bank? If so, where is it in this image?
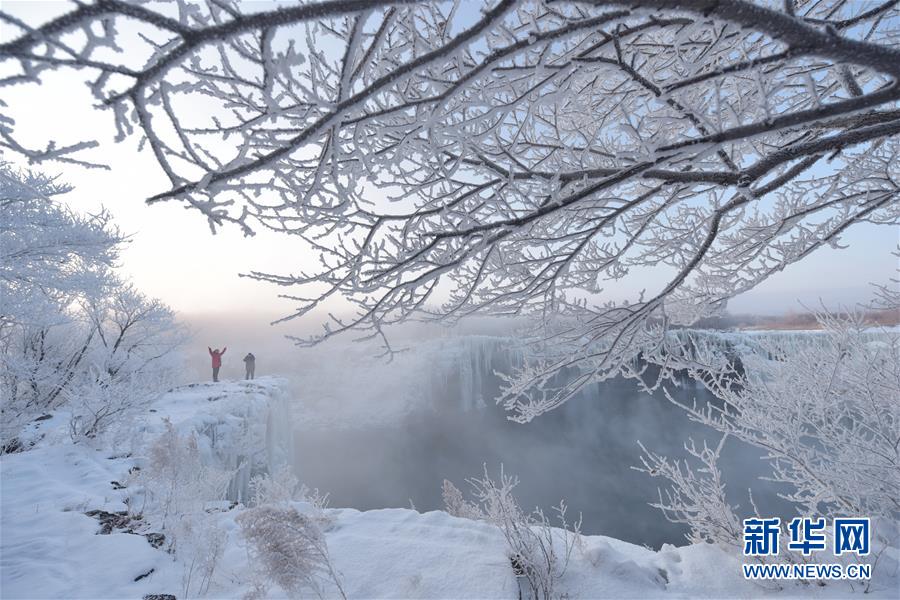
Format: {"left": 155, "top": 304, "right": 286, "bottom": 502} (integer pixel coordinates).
{"left": 0, "top": 441, "right": 180, "bottom": 598}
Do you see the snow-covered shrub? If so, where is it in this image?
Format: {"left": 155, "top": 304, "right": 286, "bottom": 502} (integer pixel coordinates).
{"left": 134, "top": 421, "right": 234, "bottom": 596}
{"left": 242, "top": 466, "right": 338, "bottom": 597}
{"left": 441, "top": 479, "right": 485, "bottom": 521}
{"left": 445, "top": 466, "right": 581, "bottom": 600}
{"left": 250, "top": 465, "right": 301, "bottom": 506}
{"left": 640, "top": 313, "right": 899, "bottom": 577}
{"left": 179, "top": 511, "right": 228, "bottom": 598}
{"left": 137, "top": 420, "right": 232, "bottom": 531}
{"left": 636, "top": 436, "right": 742, "bottom": 549}
{"left": 249, "top": 465, "right": 331, "bottom": 525}
{"left": 67, "top": 285, "right": 184, "bottom": 441}
{"left": 65, "top": 368, "right": 167, "bottom": 442}
{"left": 1, "top": 306, "right": 85, "bottom": 445}
{"left": 237, "top": 504, "right": 345, "bottom": 600}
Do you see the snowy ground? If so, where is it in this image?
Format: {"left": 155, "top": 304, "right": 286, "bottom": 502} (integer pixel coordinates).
{"left": 2, "top": 378, "right": 897, "bottom": 599}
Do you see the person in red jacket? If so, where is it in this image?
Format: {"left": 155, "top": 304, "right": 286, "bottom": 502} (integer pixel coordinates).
{"left": 208, "top": 346, "right": 226, "bottom": 382}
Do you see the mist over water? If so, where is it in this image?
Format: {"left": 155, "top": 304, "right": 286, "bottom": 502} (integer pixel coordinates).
{"left": 287, "top": 336, "right": 793, "bottom": 549}
{"left": 179, "top": 315, "right": 793, "bottom": 548}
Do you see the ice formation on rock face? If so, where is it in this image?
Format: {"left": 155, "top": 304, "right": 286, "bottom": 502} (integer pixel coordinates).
{"left": 427, "top": 336, "right": 521, "bottom": 413}
{"left": 397, "top": 327, "right": 899, "bottom": 417}
{"left": 266, "top": 384, "right": 296, "bottom": 474}
{"left": 144, "top": 378, "right": 296, "bottom": 503}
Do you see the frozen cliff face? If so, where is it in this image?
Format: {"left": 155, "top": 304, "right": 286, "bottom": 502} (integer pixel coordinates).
{"left": 265, "top": 384, "right": 295, "bottom": 473}
{"left": 289, "top": 335, "right": 529, "bottom": 429}
{"left": 140, "top": 377, "right": 295, "bottom": 503}
{"left": 289, "top": 329, "right": 862, "bottom": 428}
{"left": 424, "top": 336, "right": 523, "bottom": 413}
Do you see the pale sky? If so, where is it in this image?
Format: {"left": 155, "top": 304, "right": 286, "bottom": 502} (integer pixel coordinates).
{"left": 3, "top": 1, "right": 898, "bottom": 334}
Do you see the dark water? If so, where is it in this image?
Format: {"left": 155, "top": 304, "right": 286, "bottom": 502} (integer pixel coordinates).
{"left": 293, "top": 340, "right": 791, "bottom": 548}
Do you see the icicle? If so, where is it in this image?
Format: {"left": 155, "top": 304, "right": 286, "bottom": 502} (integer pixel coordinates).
{"left": 266, "top": 384, "right": 296, "bottom": 475}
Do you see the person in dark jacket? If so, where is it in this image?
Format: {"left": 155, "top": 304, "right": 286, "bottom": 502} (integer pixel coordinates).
{"left": 243, "top": 352, "right": 256, "bottom": 380}
{"left": 209, "top": 346, "right": 226, "bottom": 382}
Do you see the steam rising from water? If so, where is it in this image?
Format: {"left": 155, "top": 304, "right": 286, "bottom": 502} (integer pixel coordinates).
{"left": 287, "top": 336, "right": 792, "bottom": 548}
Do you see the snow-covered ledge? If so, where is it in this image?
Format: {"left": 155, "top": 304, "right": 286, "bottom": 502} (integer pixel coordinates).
{"left": 0, "top": 377, "right": 296, "bottom": 598}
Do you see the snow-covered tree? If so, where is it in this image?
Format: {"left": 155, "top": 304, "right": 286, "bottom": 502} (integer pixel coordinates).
{"left": 1, "top": 164, "right": 119, "bottom": 441}
{"left": 1, "top": 165, "right": 184, "bottom": 445}
{"left": 2, "top": 1, "right": 898, "bottom": 416}
{"left": 65, "top": 285, "right": 185, "bottom": 439}
{"left": 638, "top": 312, "right": 900, "bottom": 574}
{"left": 0, "top": 163, "right": 121, "bottom": 332}
{"left": 2, "top": 279, "right": 184, "bottom": 442}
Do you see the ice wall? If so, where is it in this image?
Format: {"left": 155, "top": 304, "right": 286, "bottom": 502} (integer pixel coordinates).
{"left": 425, "top": 335, "right": 522, "bottom": 413}
{"left": 265, "top": 384, "right": 295, "bottom": 472}
{"left": 411, "top": 330, "right": 846, "bottom": 414}
{"left": 145, "top": 377, "right": 296, "bottom": 504}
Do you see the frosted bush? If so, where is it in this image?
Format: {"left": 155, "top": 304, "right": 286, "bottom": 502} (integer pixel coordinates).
{"left": 179, "top": 511, "right": 228, "bottom": 598}
{"left": 441, "top": 479, "right": 485, "bottom": 521}
{"left": 137, "top": 420, "right": 232, "bottom": 533}
{"left": 444, "top": 466, "right": 581, "bottom": 600}
{"left": 250, "top": 465, "right": 300, "bottom": 506}
{"left": 65, "top": 369, "right": 167, "bottom": 443}
{"left": 134, "top": 421, "right": 235, "bottom": 596}
{"left": 249, "top": 465, "right": 332, "bottom": 533}
{"left": 636, "top": 436, "right": 742, "bottom": 549}
{"left": 237, "top": 504, "right": 345, "bottom": 600}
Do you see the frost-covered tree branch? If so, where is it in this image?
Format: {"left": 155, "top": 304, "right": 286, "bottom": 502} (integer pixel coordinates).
{"left": 640, "top": 312, "right": 899, "bottom": 567}
{"left": 443, "top": 465, "right": 582, "bottom": 600}
{"left": 2, "top": 1, "right": 898, "bottom": 418}
{"left": 636, "top": 435, "right": 743, "bottom": 549}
